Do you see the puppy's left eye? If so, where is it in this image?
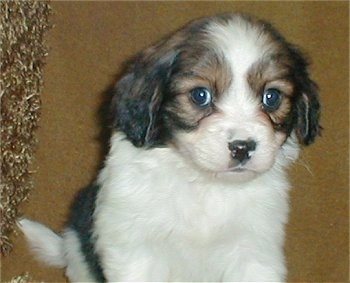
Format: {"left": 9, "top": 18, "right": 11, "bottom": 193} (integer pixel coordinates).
{"left": 262, "top": 88, "right": 282, "bottom": 111}
{"left": 190, "top": 87, "right": 212, "bottom": 107}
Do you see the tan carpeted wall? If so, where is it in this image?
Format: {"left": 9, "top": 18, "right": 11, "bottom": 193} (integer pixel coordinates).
{"left": 3, "top": 1, "right": 349, "bottom": 282}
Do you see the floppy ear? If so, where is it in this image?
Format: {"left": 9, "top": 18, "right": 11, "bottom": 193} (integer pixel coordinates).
{"left": 112, "top": 45, "right": 178, "bottom": 147}
{"left": 295, "top": 77, "right": 321, "bottom": 145}
{"left": 286, "top": 44, "right": 321, "bottom": 146}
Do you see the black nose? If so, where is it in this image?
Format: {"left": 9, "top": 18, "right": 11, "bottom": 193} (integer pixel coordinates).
{"left": 228, "top": 139, "right": 257, "bottom": 163}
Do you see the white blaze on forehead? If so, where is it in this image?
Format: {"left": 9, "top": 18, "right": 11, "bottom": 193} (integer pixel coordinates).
{"left": 205, "top": 18, "right": 269, "bottom": 115}
{"left": 205, "top": 18, "right": 267, "bottom": 77}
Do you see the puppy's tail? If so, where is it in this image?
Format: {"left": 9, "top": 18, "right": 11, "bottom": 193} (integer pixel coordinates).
{"left": 18, "top": 218, "right": 66, "bottom": 268}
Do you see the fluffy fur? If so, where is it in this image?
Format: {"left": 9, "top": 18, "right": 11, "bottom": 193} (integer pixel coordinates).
{"left": 19, "top": 13, "right": 320, "bottom": 282}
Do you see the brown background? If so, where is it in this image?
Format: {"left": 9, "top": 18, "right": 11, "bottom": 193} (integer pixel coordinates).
{"left": 3, "top": 1, "right": 349, "bottom": 282}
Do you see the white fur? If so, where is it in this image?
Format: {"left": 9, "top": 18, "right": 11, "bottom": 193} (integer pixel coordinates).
{"left": 207, "top": 17, "right": 265, "bottom": 77}
{"left": 93, "top": 131, "right": 298, "bottom": 282}
{"left": 63, "top": 229, "right": 97, "bottom": 282}
{"left": 20, "top": 220, "right": 97, "bottom": 281}
{"left": 19, "top": 15, "right": 306, "bottom": 282}
{"left": 18, "top": 218, "right": 66, "bottom": 268}
{"left": 91, "top": 20, "right": 301, "bottom": 281}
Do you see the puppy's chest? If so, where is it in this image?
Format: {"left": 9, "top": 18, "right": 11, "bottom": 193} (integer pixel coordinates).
{"left": 98, "top": 166, "right": 254, "bottom": 245}
{"left": 150, "top": 182, "right": 236, "bottom": 240}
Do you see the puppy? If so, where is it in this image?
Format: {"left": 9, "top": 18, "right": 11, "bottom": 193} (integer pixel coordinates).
{"left": 20, "top": 13, "right": 321, "bottom": 282}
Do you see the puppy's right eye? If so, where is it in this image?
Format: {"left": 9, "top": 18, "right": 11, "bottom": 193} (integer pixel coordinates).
{"left": 190, "top": 87, "right": 212, "bottom": 107}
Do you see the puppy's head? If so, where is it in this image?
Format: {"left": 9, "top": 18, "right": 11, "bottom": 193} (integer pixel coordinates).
{"left": 112, "top": 13, "right": 321, "bottom": 179}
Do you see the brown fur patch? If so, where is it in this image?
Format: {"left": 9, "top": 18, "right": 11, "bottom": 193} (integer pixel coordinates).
{"left": 247, "top": 42, "right": 302, "bottom": 131}
{"left": 159, "top": 24, "right": 232, "bottom": 131}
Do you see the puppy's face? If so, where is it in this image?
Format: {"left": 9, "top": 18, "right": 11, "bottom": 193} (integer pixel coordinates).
{"left": 113, "top": 14, "right": 321, "bottom": 179}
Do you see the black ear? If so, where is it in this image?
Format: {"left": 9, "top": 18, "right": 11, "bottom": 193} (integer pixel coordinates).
{"left": 285, "top": 44, "right": 321, "bottom": 146}
{"left": 112, "top": 47, "right": 178, "bottom": 147}
{"left": 295, "top": 78, "right": 321, "bottom": 145}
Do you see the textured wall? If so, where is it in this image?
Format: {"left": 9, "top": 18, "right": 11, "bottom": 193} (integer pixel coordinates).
{"left": 3, "top": 1, "right": 348, "bottom": 282}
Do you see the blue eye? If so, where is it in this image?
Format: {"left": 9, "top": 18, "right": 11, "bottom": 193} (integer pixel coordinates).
{"left": 262, "top": 88, "right": 282, "bottom": 111}
{"left": 190, "top": 87, "right": 212, "bottom": 107}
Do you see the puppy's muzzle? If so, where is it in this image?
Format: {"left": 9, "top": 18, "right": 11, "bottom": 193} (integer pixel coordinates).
{"left": 228, "top": 139, "right": 257, "bottom": 164}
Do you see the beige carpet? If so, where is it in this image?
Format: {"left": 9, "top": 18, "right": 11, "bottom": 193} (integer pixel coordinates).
{"left": 1, "top": 0, "right": 51, "bottom": 256}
